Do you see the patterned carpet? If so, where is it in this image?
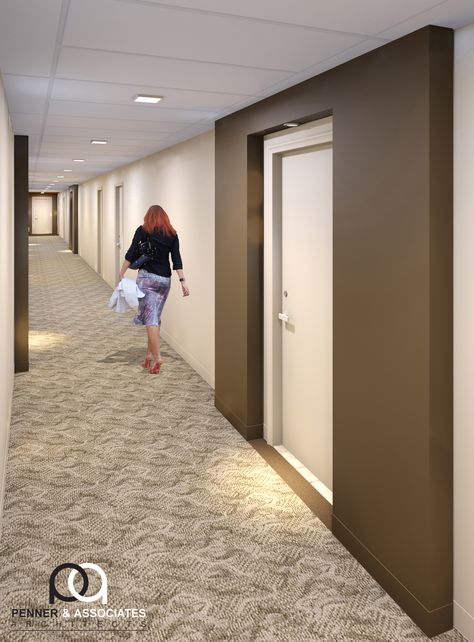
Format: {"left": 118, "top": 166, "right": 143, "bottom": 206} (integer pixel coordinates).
{"left": 0, "top": 236, "right": 465, "bottom": 642}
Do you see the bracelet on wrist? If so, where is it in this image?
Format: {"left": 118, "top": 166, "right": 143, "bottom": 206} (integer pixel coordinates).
{"left": 179, "top": 277, "right": 185, "bottom": 282}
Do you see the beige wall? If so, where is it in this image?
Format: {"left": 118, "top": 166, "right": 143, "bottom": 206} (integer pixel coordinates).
{"left": 0, "top": 75, "right": 15, "bottom": 532}
{"left": 454, "top": 20, "right": 474, "bottom": 642}
{"left": 78, "top": 131, "right": 215, "bottom": 386}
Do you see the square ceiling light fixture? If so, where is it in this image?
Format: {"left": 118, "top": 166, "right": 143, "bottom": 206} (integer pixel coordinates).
{"left": 283, "top": 122, "right": 299, "bottom": 127}
{"left": 134, "top": 94, "right": 163, "bottom": 104}
{"left": 73, "top": 159, "right": 85, "bottom": 162}
{"left": 63, "top": 169, "right": 72, "bottom": 172}
{"left": 91, "top": 139, "right": 108, "bottom": 145}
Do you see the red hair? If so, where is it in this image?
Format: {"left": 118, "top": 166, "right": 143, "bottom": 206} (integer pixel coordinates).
{"left": 142, "top": 205, "right": 177, "bottom": 236}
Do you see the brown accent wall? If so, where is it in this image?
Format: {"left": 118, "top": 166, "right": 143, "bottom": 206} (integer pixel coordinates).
{"left": 14, "top": 135, "right": 29, "bottom": 374}
{"left": 69, "top": 184, "right": 78, "bottom": 254}
{"left": 215, "top": 26, "right": 453, "bottom": 637}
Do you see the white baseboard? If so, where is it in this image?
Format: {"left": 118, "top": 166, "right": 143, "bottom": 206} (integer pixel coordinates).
{"left": 160, "top": 328, "right": 214, "bottom": 389}
{"left": 274, "top": 445, "right": 333, "bottom": 505}
{"left": 455, "top": 600, "right": 474, "bottom": 641}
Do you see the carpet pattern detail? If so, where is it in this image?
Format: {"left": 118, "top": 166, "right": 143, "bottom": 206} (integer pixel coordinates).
{"left": 0, "top": 237, "right": 465, "bottom": 642}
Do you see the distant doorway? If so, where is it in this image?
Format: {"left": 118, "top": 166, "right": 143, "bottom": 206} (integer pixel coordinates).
{"left": 31, "top": 196, "right": 53, "bottom": 235}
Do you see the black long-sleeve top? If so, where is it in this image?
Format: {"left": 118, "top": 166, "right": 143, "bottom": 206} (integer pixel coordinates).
{"left": 125, "top": 226, "right": 183, "bottom": 277}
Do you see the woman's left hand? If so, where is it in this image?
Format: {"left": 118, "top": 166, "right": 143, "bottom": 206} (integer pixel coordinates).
{"left": 181, "top": 283, "right": 190, "bottom": 297}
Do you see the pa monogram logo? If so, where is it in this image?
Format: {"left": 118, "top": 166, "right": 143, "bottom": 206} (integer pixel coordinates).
{"left": 49, "top": 563, "right": 108, "bottom": 605}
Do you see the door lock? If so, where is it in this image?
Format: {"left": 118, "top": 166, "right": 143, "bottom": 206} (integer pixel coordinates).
{"left": 278, "top": 312, "right": 289, "bottom": 323}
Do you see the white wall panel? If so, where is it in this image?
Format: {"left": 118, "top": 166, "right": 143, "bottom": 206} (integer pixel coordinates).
{"left": 0, "top": 75, "right": 15, "bottom": 532}
{"left": 78, "top": 130, "right": 215, "bottom": 387}
{"left": 454, "top": 20, "right": 474, "bottom": 642}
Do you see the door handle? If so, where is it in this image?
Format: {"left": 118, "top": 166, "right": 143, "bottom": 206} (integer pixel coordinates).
{"left": 278, "top": 312, "right": 289, "bottom": 323}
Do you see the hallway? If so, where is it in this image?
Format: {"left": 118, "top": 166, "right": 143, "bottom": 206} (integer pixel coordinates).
{"left": 0, "top": 237, "right": 462, "bottom": 640}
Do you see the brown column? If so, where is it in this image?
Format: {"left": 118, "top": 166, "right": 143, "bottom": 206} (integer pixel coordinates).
{"left": 69, "top": 184, "right": 78, "bottom": 254}
{"left": 14, "top": 135, "right": 29, "bottom": 373}
{"left": 215, "top": 26, "right": 453, "bottom": 637}
{"left": 52, "top": 193, "right": 58, "bottom": 235}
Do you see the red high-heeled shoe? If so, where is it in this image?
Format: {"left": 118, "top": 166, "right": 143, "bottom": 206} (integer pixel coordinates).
{"left": 149, "top": 361, "right": 161, "bottom": 374}
{"left": 142, "top": 355, "right": 152, "bottom": 369}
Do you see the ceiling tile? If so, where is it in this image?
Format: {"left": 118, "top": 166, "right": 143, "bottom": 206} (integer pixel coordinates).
{"left": 2, "top": 74, "right": 50, "bottom": 114}
{"left": 48, "top": 99, "right": 216, "bottom": 122}
{"left": 131, "top": 0, "right": 443, "bottom": 35}
{"left": 46, "top": 113, "right": 188, "bottom": 133}
{"left": 254, "top": 38, "right": 386, "bottom": 102}
{"left": 0, "top": 0, "right": 62, "bottom": 75}
{"left": 45, "top": 125, "right": 170, "bottom": 141}
{"left": 10, "top": 112, "right": 44, "bottom": 135}
{"left": 56, "top": 46, "right": 292, "bottom": 95}
{"left": 64, "top": 0, "right": 364, "bottom": 71}
{"left": 377, "top": 1, "right": 474, "bottom": 38}
{"left": 52, "top": 78, "right": 252, "bottom": 110}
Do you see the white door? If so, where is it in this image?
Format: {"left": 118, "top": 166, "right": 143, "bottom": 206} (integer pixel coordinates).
{"left": 280, "top": 145, "right": 333, "bottom": 492}
{"left": 32, "top": 196, "right": 53, "bottom": 235}
{"left": 115, "top": 185, "right": 123, "bottom": 278}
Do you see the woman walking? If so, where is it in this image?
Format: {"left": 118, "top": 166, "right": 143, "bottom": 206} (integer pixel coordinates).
{"left": 120, "top": 205, "right": 189, "bottom": 374}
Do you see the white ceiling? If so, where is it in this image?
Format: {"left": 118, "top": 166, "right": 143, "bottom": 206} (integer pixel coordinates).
{"left": 0, "top": 0, "right": 473, "bottom": 193}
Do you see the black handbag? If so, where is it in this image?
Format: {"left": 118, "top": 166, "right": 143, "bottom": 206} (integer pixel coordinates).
{"left": 129, "top": 233, "right": 160, "bottom": 270}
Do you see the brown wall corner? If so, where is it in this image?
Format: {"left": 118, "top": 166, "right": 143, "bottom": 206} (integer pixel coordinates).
{"left": 14, "top": 135, "right": 29, "bottom": 374}
{"left": 215, "top": 395, "right": 263, "bottom": 441}
{"left": 215, "top": 26, "right": 453, "bottom": 637}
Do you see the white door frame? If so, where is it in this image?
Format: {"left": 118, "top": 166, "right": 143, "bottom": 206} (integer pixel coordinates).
{"left": 263, "top": 117, "right": 333, "bottom": 446}
{"left": 115, "top": 183, "right": 124, "bottom": 279}
{"left": 97, "top": 188, "right": 103, "bottom": 275}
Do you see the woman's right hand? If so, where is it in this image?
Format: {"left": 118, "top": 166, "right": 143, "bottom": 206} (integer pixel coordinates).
{"left": 181, "top": 282, "right": 190, "bottom": 297}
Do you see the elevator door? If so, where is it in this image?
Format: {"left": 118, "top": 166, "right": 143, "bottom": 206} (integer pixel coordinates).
{"left": 281, "top": 145, "right": 333, "bottom": 491}
{"left": 32, "top": 196, "right": 53, "bottom": 235}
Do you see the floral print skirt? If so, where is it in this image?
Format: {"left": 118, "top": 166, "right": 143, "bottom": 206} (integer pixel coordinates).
{"left": 134, "top": 269, "right": 171, "bottom": 327}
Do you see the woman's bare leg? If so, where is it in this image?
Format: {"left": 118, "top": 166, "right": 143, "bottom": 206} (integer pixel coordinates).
{"left": 146, "top": 325, "right": 161, "bottom": 364}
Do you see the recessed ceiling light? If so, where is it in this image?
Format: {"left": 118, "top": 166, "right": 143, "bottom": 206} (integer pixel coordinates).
{"left": 91, "top": 139, "right": 108, "bottom": 144}
{"left": 57, "top": 175, "right": 64, "bottom": 178}
{"left": 133, "top": 94, "right": 163, "bottom": 104}
{"left": 73, "top": 159, "right": 85, "bottom": 162}
{"left": 283, "top": 122, "right": 299, "bottom": 127}
{"left": 52, "top": 180, "right": 59, "bottom": 183}
{"left": 63, "top": 169, "right": 72, "bottom": 172}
